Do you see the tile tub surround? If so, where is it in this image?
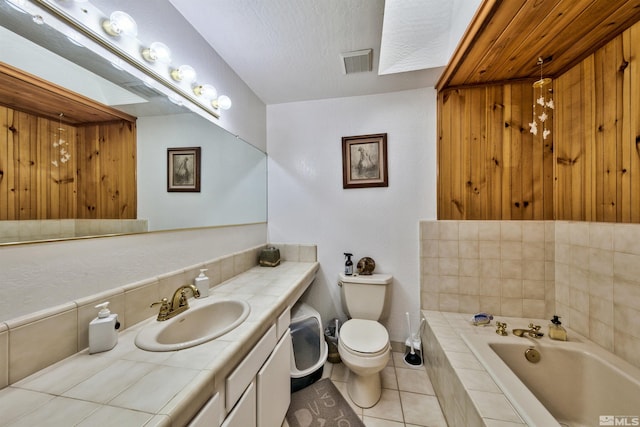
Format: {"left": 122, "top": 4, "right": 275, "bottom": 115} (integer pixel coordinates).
{"left": 421, "top": 220, "right": 640, "bottom": 371}
{"left": 422, "top": 310, "right": 543, "bottom": 426}
{"left": 554, "top": 221, "right": 640, "bottom": 369}
{"left": 420, "top": 221, "right": 555, "bottom": 320}
{"left": 0, "top": 261, "right": 319, "bottom": 427}
{"left": 0, "top": 243, "right": 317, "bottom": 389}
{"left": 422, "top": 310, "right": 640, "bottom": 426}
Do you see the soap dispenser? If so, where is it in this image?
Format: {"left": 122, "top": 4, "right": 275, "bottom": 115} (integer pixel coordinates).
{"left": 194, "top": 268, "right": 210, "bottom": 298}
{"left": 344, "top": 253, "right": 353, "bottom": 276}
{"left": 89, "top": 302, "right": 120, "bottom": 354}
{"left": 548, "top": 315, "right": 567, "bottom": 341}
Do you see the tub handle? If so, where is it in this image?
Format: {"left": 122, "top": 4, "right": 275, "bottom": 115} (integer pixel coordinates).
{"left": 496, "top": 322, "right": 508, "bottom": 336}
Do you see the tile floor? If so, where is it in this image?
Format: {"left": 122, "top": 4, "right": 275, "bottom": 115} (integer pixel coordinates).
{"left": 308, "top": 351, "right": 448, "bottom": 427}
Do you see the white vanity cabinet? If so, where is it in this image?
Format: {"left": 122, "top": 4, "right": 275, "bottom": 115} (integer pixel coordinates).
{"left": 189, "top": 307, "right": 292, "bottom": 427}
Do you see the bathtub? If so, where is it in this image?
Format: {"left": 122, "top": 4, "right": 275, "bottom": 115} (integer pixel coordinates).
{"left": 462, "top": 330, "right": 640, "bottom": 427}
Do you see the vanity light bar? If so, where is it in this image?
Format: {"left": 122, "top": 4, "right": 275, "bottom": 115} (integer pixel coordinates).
{"left": 29, "top": 0, "right": 232, "bottom": 116}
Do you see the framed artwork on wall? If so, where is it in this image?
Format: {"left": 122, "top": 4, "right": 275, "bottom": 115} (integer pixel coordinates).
{"left": 167, "top": 147, "right": 201, "bottom": 192}
{"left": 342, "top": 133, "right": 388, "bottom": 189}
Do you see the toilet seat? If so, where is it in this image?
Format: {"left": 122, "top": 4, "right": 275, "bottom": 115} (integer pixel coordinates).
{"left": 340, "top": 319, "right": 389, "bottom": 356}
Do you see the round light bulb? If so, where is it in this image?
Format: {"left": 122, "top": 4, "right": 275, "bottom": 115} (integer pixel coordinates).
{"left": 170, "top": 65, "right": 196, "bottom": 83}
{"left": 193, "top": 84, "right": 217, "bottom": 100}
{"left": 102, "top": 11, "right": 137, "bottom": 37}
{"left": 142, "top": 42, "right": 171, "bottom": 63}
{"left": 213, "top": 95, "right": 232, "bottom": 110}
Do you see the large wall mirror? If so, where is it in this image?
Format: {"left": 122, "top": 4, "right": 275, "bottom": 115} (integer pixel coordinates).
{"left": 0, "top": 1, "right": 267, "bottom": 244}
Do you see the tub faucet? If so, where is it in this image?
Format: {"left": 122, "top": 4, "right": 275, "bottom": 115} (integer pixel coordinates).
{"left": 512, "top": 323, "right": 544, "bottom": 339}
{"left": 151, "top": 284, "right": 201, "bottom": 321}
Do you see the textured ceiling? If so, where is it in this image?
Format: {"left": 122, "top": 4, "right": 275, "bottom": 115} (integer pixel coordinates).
{"left": 169, "top": 0, "right": 480, "bottom": 105}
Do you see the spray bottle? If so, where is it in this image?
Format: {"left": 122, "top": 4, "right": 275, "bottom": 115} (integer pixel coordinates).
{"left": 344, "top": 252, "right": 353, "bottom": 275}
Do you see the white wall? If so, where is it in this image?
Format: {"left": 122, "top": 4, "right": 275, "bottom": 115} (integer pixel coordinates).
{"left": 267, "top": 88, "right": 437, "bottom": 341}
{"left": 137, "top": 114, "right": 267, "bottom": 231}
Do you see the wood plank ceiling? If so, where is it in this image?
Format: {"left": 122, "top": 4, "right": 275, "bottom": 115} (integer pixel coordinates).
{"left": 437, "top": 0, "right": 640, "bottom": 90}
{"left": 0, "top": 62, "right": 136, "bottom": 125}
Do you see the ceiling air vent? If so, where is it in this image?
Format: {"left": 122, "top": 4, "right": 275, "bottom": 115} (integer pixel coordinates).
{"left": 340, "top": 49, "right": 373, "bottom": 74}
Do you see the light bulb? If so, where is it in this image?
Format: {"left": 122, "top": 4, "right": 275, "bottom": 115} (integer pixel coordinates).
{"left": 193, "top": 84, "right": 217, "bottom": 100}
{"left": 170, "top": 65, "right": 196, "bottom": 83}
{"left": 141, "top": 42, "right": 171, "bottom": 63}
{"left": 212, "top": 95, "right": 232, "bottom": 110}
{"left": 102, "top": 11, "right": 137, "bottom": 37}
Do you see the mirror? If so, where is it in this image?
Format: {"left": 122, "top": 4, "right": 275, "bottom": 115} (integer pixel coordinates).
{"left": 0, "top": 1, "right": 267, "bottom": 244}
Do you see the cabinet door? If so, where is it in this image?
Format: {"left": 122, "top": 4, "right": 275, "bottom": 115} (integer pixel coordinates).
{"left": 226, "top": 325, "right": 277, "bottom": 411}
{"left": 222, "top": 381, "right": 256, "bottom": 427}
{"left": 188, "top": 393, "right": 221, "bottom": 427}
{"left": 257, "top": 331, "right": 291, "bottom": 427}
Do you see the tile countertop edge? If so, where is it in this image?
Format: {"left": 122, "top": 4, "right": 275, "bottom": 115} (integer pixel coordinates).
{"left": 6, "top": 261, "right": 319, "bottom": 427}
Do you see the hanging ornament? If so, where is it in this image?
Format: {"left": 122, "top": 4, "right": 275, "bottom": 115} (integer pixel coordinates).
{"left": 52, "top": 113, "right": 70, "bottom": 167}
{"left": 530, "top": 57, "right": 554, "bottom": 140}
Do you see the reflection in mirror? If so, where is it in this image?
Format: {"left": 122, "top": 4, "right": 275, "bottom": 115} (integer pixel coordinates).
{"left": 0, "top": 3, "right": 267, "bottom": 244}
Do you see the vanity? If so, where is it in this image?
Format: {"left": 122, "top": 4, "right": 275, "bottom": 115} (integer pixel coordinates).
{"left": 0, "top": 259, "right": 319, "bottom": 427}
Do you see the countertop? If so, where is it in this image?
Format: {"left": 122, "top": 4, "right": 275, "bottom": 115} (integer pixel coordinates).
{"left": 0, "top": 261, "right": 319, "bottom": 427}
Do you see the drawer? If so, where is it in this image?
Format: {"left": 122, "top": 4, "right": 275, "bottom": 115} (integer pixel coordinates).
{"left": 226, "top": 324, "right": 276, "bottom": 411}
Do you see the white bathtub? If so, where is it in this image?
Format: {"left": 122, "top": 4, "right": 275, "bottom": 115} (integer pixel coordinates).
{"left": 463, "top": 330, "right": 640, "bottom": 427}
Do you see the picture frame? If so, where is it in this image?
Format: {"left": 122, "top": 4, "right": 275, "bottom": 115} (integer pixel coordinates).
{"left": 342, "top": 133, "right": 388, "bottom": 189}
{"left": 167, "top": 147, "right": 201, "bottom": 192}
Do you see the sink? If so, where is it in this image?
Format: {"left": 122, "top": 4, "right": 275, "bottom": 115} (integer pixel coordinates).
{"left": 135, "top": 298, "right": 250, "bottom": 351}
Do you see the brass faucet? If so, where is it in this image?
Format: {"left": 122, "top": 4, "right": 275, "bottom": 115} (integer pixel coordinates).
{"left": 150, "top": 284, "right": 201, "bottom": 321}
{"left": 496, "top": 321, "right": 508, "bottom": 336}
{"left": 512, "top": 323, "right": 544, "bottom": 338}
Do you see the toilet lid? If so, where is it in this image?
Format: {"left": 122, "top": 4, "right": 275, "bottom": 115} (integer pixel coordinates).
{"left": 340, "top": 319, "right": 389, "bottom": 354}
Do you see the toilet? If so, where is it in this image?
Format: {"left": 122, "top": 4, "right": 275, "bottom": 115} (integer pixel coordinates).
{"left": 337, "top": 272, "right": 393, "bottom": 408}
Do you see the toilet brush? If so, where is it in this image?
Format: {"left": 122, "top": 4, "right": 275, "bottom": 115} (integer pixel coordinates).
{"left": 404, "top": 312, "right": 422, "bottom": 366}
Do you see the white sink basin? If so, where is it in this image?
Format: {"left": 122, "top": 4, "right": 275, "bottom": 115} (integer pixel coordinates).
{"left": 135, "top": 298, "right": 250, "bottom": 351}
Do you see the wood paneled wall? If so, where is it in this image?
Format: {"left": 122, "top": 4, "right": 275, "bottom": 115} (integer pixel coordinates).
{"left": 438, "top": 83, "right": 554, "bottom": 220}
{"left": 438, "top": 21, "right": 640, "bottom": 223}
{"left": 0, "top": 106, "right": 136, "bottom": 220}
{"left": 554, "top": 23, "right": 640, "bottom": 223}
{"left": 76, "top": 121, "right": 137, "bottom": 219}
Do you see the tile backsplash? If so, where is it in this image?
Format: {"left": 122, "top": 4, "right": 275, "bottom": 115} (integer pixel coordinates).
{"left": 420, "top": 220, "right": 640, "bottom": 369}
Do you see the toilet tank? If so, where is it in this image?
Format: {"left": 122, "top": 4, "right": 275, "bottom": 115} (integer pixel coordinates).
{"left": 339, "top": 273, "right": 393, "bottom": 321}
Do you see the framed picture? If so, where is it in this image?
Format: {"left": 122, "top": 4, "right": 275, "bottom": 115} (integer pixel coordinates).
{"left": 167, "top": 147, "right": 201, "bottom": 192}
{"left": 342, "top": 133, "right": 388, "bottom": 189}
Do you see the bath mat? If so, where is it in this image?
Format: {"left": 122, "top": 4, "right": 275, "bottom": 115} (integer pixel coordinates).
{"left": 286, "top": 378, "right": 364, "bottom": 427}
